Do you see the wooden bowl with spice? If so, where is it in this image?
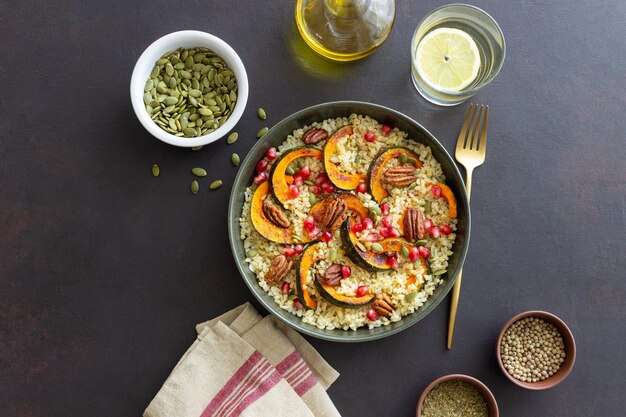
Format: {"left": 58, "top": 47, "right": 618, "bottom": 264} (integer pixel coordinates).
{"left": 416, "top": 374, "right": 498, "bottom": 417}
{"left": 496, "top": 310, "right": 576, "bottom": 390}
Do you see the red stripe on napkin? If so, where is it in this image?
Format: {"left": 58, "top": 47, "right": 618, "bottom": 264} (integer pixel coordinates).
{"left": 275, "top": 350, "right": 318, "bottom": 397}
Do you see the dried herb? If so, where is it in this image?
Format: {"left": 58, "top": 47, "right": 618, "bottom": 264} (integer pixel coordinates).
{"left": 421, "top": 380, "right": 488, "bottom": 417}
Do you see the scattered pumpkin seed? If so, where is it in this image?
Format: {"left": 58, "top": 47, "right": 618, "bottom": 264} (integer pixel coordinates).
{"left": 401, "top": 245, "right": 410, "bottom": 258}
{"left": 416, "top": 240, "right": 428, "bottom": 246}
{"left": 246, "top": 249, "right": 257, "bottom": 257}
{"left": 399, "top": 153, "right": 408, "bottom": 165}
{"left": 309, "top": 194, "right": 317, "bottom": 205}
{"left": 231, "top": 153, "right": 240, "bottom": 166}
{"left": 304, "top": 179, "right": 315, "bottom": 185}
{"left": 356, "top": 242, "right": 367, "bottom": 252}
{"left": 285, "top": 166, "right": 295, "bottom": 175}
{"left": 227, "top": 132, "right": 238, "bottom": 144}
{"left": 371, "top": 243, "right": 384, "bottom": 253}
{"left": 191, "top": 146, "right": 203, "bottom": 151}
{"left": 405, "top": 292, "right": 418, "bottom": 302}
{"left": 287, "top": 293, "right": 297, "bottom": 301}
{"left": 191, "top": 180, "right": 199, "bottom": 194}
{"left": 151, "top": 164, "right": 160, "bottom": 177}
{"left": 257, "top": 108, "right": 267, "bottom": 120}
{"left": 192, "top": 167, "right": 207, "bottom": 177}
{"left": 329, "top": 248, "right": 337, "bottom": 260}
{"left": 257, "top": 127, "right": 269, "bottom": 138}
{"left": 407, "top": 157, "right": 418, "bottom": 166}
{"left": 209, "top": 180, "right": 223, "bottom": 190}
{"left": 433, "top": 269, "right": 447, "bottom": 276}
{"left": 297, "top": 160, "right": 305, "bottom": 169}
{"left": 424, "top": 201, "right": 431, "bottom": 213}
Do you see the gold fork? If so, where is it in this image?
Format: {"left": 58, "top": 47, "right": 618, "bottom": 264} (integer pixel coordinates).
{"left": 447, "top": 103, "right": 489, "bottom": 349}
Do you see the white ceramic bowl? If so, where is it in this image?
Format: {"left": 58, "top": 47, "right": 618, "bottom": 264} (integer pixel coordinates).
{"left": 130, "top": 30, "right": 248, "bottom": 147}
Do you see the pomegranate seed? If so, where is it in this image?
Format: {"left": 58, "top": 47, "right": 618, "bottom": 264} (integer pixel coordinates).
{"left": 294, "top": 244, "right": 304, "bottom": 254}
{"left": 303, "top": 216, "right": 315, "bottom": 232}
{"left": 283, "top": 246, "right": 296, "bottom": 257}
{"left": 299, "top": 166, "right": 311, "bottom": 179}
{"left": 321, "top": 231, "right": 332, "bottom": 243}
{"left": 356, "top": 285, "right": 370, "bottom": 297}
{"left": 289, "top": 184, "right": 300, "bottom": 197}
{"left": 423, "top": 218, "right": 433, "bottom": 230}
{"left": 365, "top": 233, "right": 379, "bottom": 242}
{"left": 431, "top": 185, "right": 442, "bottom": 198}
{"left": 293, "top": 299, "right": 303, "bottom": 309}
{"left": 381, "top": 123, "right": 393, "bottom": 136}
{"left": 309, "top": 225, "right": 321, "bottom": 238}
{"left": 321, "top": 183, "right": 335, "bottom": 193}
{"left": 281, "top": 282, "right": 290, "bottom": 294}
{"left": 388, "top": 227, "right": 401, "bottom": 238}
{"left": 381, "top": 203, "right": 390, "bottom": 216}
{"left": 379, "top": 227, "right": 390, "bottom": 237}
{"left": 310, "top": 184, "right": 322, "bottom": 195}
{"left": 266, "top": 147, "right": 277, "bottom": 161}
{"left": 256, "top": 159, "right": 268, "bottom": 173}
{"left": 351, "top": 222, "right": 364, "bottom": 233}
{"left": 418, "top": 246, "right": 430, "bottom": 259}
{"left": 253, "top": 172, "right": 267, "bottom": 184}
{"left": 293, "top": 174, "right": 304, "bottom": 186}
{"left": 366, "top": 309, "right": 379, "bottom": 321}
{"left": 386, "top": 255, "right": 399, "bottom": 268}
{"left": 356, "top": 182, "right": 368, "bottom": 194}
{"left": 409, "top": 247, "right": 420, "bottom": 262}
{"left": 315, "top": 173, "right": 329, "bottom": 184}
{"left": 430, "top": 226, "right": 441, "bottom": 238}
{"left": 440, "top": 224, "right": 452, "bottom": 235}
{"left": 341, "top": 265, "right": 351, "bottom": 278}
{"left": 364, "top": 130, "right": 376, "bottom": 143}
{"left": 381, "top": 216, "right": 392, "bottom": 228}
{"left": 362, "top": 218, "right": 374, "bottom": 229}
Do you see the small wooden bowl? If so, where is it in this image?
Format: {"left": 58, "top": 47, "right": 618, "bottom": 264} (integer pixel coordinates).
{"left": 416, "top": 374, "right": 499, "bottom": 417}
{"left": 496, "top": 310, "right": 576, "bottom": 390}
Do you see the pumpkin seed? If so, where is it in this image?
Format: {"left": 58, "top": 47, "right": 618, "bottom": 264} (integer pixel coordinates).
{"left": 151, "top": 164, "right": 160, "bottom": 177}
{"left": 192, "top": 146, "right": 203, "bottom": 151}
{"left": 257, "top": 108, "right": 267, "bottom": 120}
{"left": 416, "top": 240, "right": 428, "bottom": 246}
{"left": 246, "top": 249, "right": 258, "bottom": 258}
{"left": 287, "top": 293, "right": 297, "bottom": 301}
{"left": 329, "top": 248, "right": 337, "bottom": 260}
{"left": 371, "top": 243, "right": 384, "bottom": 253}
{"left": 257, "top": 127, "right": 269, "bottom": 138}
{"left": 297, "top": 160, "right": 305, "bottom": 169}
{"left": 183, "top": 127, "right": 197, "bottom": 137}
{"left": 309, "top": 194, "right": 317, "bottom": 205}
{"left": 407, "top": 157, "right": 418, "bottom": 166}
{"left": 424, "top": 201, "right": 431, "bottom": 213}
{"left": 227, "top": 132, "right": 238, "bottom": 144}
{"left": 405, "top": 292, "right": 418, "bottom": 302}
{"left": 231, "top": 153, "right": 240, "bottom": 166}
{"left": 192, "top": 167, "right": 207, "bottom": 177}
{"left": 209, "top": 180, "right": 223, "bottom": 190}
{"left": 399, "top": 153, "right": 408, "bottom": 165}
{"left": 304, "top": 179, "right": 314, "bottom": 185}
{"left": 191, "top": 180, "right": 199, "bottom": 194}
{"left": 432, "top": 269, "right": 447, "bottom": 276}
{"left": 400, "top": 245, "right": 410, "bottom": 258}
{"left": 285, "top": 166, "right": 295, "bottom": 175}
{"left": 356, "top": 242, "right": 367, "bottom": 252}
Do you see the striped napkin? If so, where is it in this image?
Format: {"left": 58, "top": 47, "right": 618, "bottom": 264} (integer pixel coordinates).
{"left": 144, "top": 303, "right": 341, "bottom": 417}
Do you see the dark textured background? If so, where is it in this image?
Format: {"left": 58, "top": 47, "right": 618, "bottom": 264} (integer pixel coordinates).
{"left": 1, "top": 1, "right": 625, "bottom": 416}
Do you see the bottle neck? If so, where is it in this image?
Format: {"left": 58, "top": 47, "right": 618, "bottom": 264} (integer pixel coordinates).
{"left": 323, "top": 0, "right": 370, "bottom": 19}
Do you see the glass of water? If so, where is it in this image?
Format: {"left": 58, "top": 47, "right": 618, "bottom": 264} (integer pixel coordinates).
{"left": 411, "top": 3, "right": 505, "bottom": 106}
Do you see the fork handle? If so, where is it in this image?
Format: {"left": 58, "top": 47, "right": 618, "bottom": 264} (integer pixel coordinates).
{"left": 447, "top": 167, "right": 473, "bottom": 349}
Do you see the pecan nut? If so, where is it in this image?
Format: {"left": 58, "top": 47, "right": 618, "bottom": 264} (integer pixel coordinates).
{"left": 372, "top": 293, "right": 396, "bottom": 318}
{"left": 383, "top": 164, "right": 417, "bottom": 187}
{"left": 320, "top": 264, "right": 343, "bottom": 286}
{"left": 319, "top": 195, "right": 348, "bottom": 232}
{"left": 265, "top": 255, "right": 292, "bottom": 285}
{"left": 262, "top": 199, "right": 290, "bottom": 228}
{"left": 302, "top": 128, "right": 329, "bottom": 145}
{"left": 404, "top": 208, "right": 425, "bottom": 242}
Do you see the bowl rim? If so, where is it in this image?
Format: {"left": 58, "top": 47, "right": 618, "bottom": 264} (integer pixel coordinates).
{"left": 130, "top": 30, "right": 249, "bottom": 148}
{"left": 415, "top": 373, "right": 499, "bottom": 417}
{"left": 228, "top": 100, "right": 470, "bottom": 342}
{"left": 495, "top": 310, "right": 577, "bottom": 390}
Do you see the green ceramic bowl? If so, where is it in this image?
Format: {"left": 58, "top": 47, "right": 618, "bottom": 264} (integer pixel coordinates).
{"left": 228, "top": 101, "right": 470, "bottom": 342}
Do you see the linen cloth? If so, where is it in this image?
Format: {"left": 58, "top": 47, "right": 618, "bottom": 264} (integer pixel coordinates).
{"left": 144, "top": 303, "right": 341, "bottom": 417}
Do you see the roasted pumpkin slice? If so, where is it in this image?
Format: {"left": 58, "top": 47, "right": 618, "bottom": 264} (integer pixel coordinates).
{"left": 270, "top": 147, "right": 323, "bottom": 206}
{"left": 295, "top": 243, "right": 321, "bottom": 310}
{"left": 251, "top": 182, "right": 313, "bottom": 244}
{"left": 323, "top": 125, "right": 364, "bottom": 190}
{"left": 313, "top": 275, "right": 375, "bottom": 308}
{"left": 368, "top": 147, "right": 422, "bottom": 204}
{"left": 308, "top": 193, "right": 369, "bottom": 224}
{"left": 436, "top": 182, "right": 457, "bottom": 218}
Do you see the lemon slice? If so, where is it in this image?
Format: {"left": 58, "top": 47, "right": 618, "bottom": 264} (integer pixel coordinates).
{"left": 415, "top": 27, "right": 481, "bottom": 92}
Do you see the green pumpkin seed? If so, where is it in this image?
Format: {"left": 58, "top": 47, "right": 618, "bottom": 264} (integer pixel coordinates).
{"left": 209, "top": 180, "right": 223, "bottom": 190}
{"left": 356, "top": 242, "right": 367, "bottom": 252}
{"left": 192, "top": 167, "right": 207, "bottom": 177}
{"left": 407, "top": 157, "right": 418, "bottom": 166}
{"left": 309, "top": 194, "right": 317, "bottom": 205}
{"left": 304, "top": 179, "right": 314, "bottom": 185}
{"left": 257, "top": 127, "right": 269, "bottom": 138}
{"left": 231, "top": 153, "right": 240, "bottom": 166}
{"left": 192, "top": 146, "right": 203, "bottom": 151}
{"left": 371, "top": 243, "right": 384, "bottom": 253}
{"left": 151, "top": 164, "right": 160, "bottom": 177}
{"left": 227, "top": 132, "right": 238, "bottom": 144}
{"left": 285, "top": 166, "right": 295, "bottom": 175}
{"left": 433, "top": 269, "right": 447, "bottom": 276}
{"left": 399, "top": 153, "right": 408, "bottom": 165}
{"left": 183, "top": 127, "right": 197, "bottom": 137}
{"left": 416, "top": 240, "right": 428, "bottom": 246}
{"left": 401, "top": 245, "right": 410, "bottom": 258}
{"left": 191, "top": 180, "right": 199, "bottom": 194}
{"left": 296, "top": 160, "right": 305, "bottom": 169}
{"left": 424, "top": 201, "right": 431, "bottom": 213}
{"left": 246, "top": 249, "right": 258, "bottom": 258}
{"left": 329, "top": 248, "right": 337, "bottom": 260}
{"left": 257, "top": 108, "right": 267, "bottom": 120}
{"left": 287, "top": 293, "right": 297, "bottom": 301}
{"left": 405, "top": 292, "right": 418, "bottom": 302}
